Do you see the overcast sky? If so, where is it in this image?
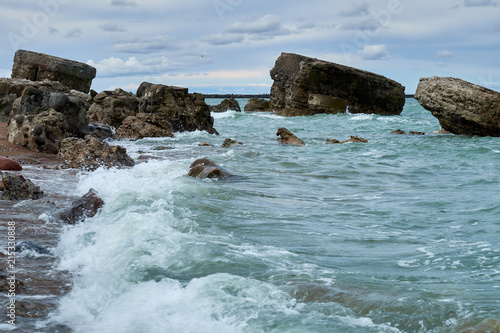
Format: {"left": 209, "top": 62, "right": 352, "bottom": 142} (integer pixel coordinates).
{"left": 0, "top": 0, "right": 499, "bottom": 94}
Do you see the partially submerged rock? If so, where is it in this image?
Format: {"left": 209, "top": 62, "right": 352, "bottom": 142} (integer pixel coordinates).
{"left": 1, "top": 172, "right": 43, "bottom": 200}
{"left": 0, "top": 156, "right": 22, "bottom": 171}
{"left": 222, "top": 138, "right": 243, "bottom": 147}
{"left": 187, "top": 158, "right": 233, "bottom": 179}
{"left": 59, "top": 188, "right": 104, "bottom": 224}
{"left": 326, "top": 136, "right": 368, "bottom": 144}
{"left": 58, "top": 135, "right": 135, "bottom": 170}
{"left": 209, "top": 98, "right": 241, "bottom": 112}
{"left": 276, "top": 127, "right": 305, "bottom": 146}
{"left": 114, "top": 113, "right": 174, "bottom": 140}
{"left": 244, "top": 98, "right": 270, "bottom": 112}
{"left": 415, "top": 76, "right": 500, "bottom": 136}
{"left": 270, "top": 52, "right": 405, "bottom": 116}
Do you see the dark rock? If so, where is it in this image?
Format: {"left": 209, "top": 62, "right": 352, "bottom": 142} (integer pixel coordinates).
{"left": 0, "top": 273, "right": 24, "bottom": 292}
{"left": 11, "top": 49, "right": 96, "bottom": 93}
{"left": 325, "top": 136, "right": 368, "bottom": 144}
{"left": 276, "top": 127, "right": 305, "bottom": 146}
{"left": 137, "top": 82, "right": 218, "bottom": 135}
{"left": 187, "top": 158, "right": 232, "bottom": 179}
{"left": 15, "top": 241, "right": 52, "bottom": 255}
{"left": 409, "top": 131, "right": 425, "bottom": 135}
{"left": 198, "top": 142, "right": 214, "bottom": 147}
{"left": 325, "top": 139, "right": 341, "bottom": 144}
{"left": 1, "top": 172, "right": 43, "bottom": 200}
{"left": 222, "top": 138, "right": 243, "bottom": 147}
{"left": 89, "top": 122, "right": 114, "bottom": 140}
{"left": 0, "top": 156, "right": 22, "bottom": 171}
{"left": 60, "top": 188, "right": 104, "bottom": 224}
{"left": 415, "top": 76, "right": 500, "bottom": 136}
{"left": 88, "top": 89, "right": 139, "bottom": 128}
{"left": 209, "top": 98, "right": 241, "bottom": 112}
{"left": 114, "top": 113, "right": 174, "bottom": 140}
{"left": 270, "top": 52, "right": 405, "bottom": 116}
{"left": 58, "top": 135, "right": 135, "bottom": 170}
{"left": 244, "top": 98, "right": 270, "bottom": 112}
{"left": 390, "top": 129, "right": 406, "bottom": 135}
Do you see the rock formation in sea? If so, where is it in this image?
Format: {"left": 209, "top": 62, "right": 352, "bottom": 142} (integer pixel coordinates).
{"left": 187, "top": 158, "right": 233, "bottom": 179}
{"left": 244, "top": 98, "right": 270, "bottom": 112}
{"left": 1, "top": 172, "right": 43, "bottom": 200}
{"left": 58, "top": 135, "right": 135, "bottom": 170}
{"left": 325, "top": 136, "right": 368, "bottom": 144}
{"left": 88, "top": 89, "right": 139, "bottom": 128}
{"left": 209, "top": 98, "right": 241, "bottom": 112}
{"left": 59, "top": 188, "right": 104, "bottom": 224}
{"left": 11, "top": 49, "right": 96, "bottom": 94}
{"left": 269, "top": 52, "right": 405, "bottom": 116}
{"left": 221, "top": 138, "right": 243, "bottom": 147}
{"left": 114, "top": 113, "right": 174, "bottom": 140}
{"left": 276, "top": 127, "right": 305, "bottom": 146}
{"left": 415, "top": 76, "right": 500, "bottom": 137}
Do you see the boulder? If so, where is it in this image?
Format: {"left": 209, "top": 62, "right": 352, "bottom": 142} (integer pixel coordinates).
{"left": 59, "top": 188, "right": 104, "bottom": 224}
{"left": 58, "top": 135, "right": 135, "bottom": 170}
{"left": 11, "top": 49, "right": 96, "bottom": 93}
{"left": 270, "top": 52, "right": 405, "bottom": 116}
{"left": 276, "top": 127, "right": 305, "bottom": 146}
{"left": 88, "top": 89, "right": 139, "bottom": 128}
{"left": 187, "top": 158, "right": 232, "bottom": 179}
{"left": 209, "top": 98, "right": 241, "bottom": 112}
{"left": 326, "top": 136, "right": 368, "bottom": 144}
{"left": 0, "top": 156, "right": 22, "bottom": 171}
{"left": 244, "top": 98, "right": 270, "bottom": 112}
{"left": 137, "top": 82, "right": 218, "bottom": 135}
{"left": 89, "top": 122, "right": 114, "bottom": 140}
{"left": 415, "top": 76, "right": 500, "bottom": 136}
{"left": 114, "top": 113, "right": 174, "bottom": 140}
{"left": 222, "top": 138, "right": 243, "bottom": 147}
{"left": 1, "top": 172, "right": 43, "bottom": 200}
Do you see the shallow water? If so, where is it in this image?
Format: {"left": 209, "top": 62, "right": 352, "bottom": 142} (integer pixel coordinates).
{"left": 2, "top": 98, "right": 500, "bottom": 332}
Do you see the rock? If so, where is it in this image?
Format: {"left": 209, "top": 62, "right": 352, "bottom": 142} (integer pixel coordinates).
{"left": 0, "top": 272, "right": 24, "bottom": 292}
{"left": 409, "top": 131, "right": 425, "bottom": 135}
{"left": 0, "top": 156, "right": 22, "bottom": 171}
{"left": 1, "top": 172, "right": 43, "bottom": 200}
{"left": 276, "top": 127, "right": 305, "bottom": 146}
{"left": 198, "top": 142, "right": 214, "bottom": 147}
{"left": 209, "top": 98, "right": 241, "bottom": 112}
{"left": 89, "top": 122, "right": 114, "bottom": 140}
{"left": 325, "top": 136, "right": 368, "bottom": 144}
{"left": 415, "top": 76, "right": 500, "bottom": 136}
{"left": 390, "top": 129, "right": 406, "bottom": 135}
{"left": 244, "top": 98, "right": 270, "bottom": 112}
{"left": 58, "top": 135, "right": 135, "bottom": 170}
{"left": 59, "top": 188, "right": 104, "bottom": 224}
{"left": 187, "top": 158, "right": 232, "bottom": 179}
{"left": 270, "top": 52, "right": 405, "bottom": 116}
{"left": 11, "top": 49, "right": 96, "bottom": 93}
{"left": 15, "top": 241, "right": 52, "bottom": 255}
{"left": 437, "top": 128, "right": 451, "bottom": 134}
{"left": 114, "top": 113, "right": 174, "bottom": 140}
{"left": 88, "top": 89, "right": 139, "bottom": 128}
{"left": 222, "top": 138, "right": 243, "bottom": 147}
{"left": 137, "top": 82, "right": 218, "bottom": 135}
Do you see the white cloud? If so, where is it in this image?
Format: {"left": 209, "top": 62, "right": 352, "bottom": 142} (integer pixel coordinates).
{"left": 204, "top": 33, "right": 245, "bottom": 46}
{"left": 359, "top": 44, "right": 389, "bottom": 60}
{"left": 340, "top": 1, "right": 370, "bottom": 16}
{"left": 112, "top": 35, "right": 179, "bottom": 54}
{"left": 435, "top": 50, "right": 454, "bottom": 58}
{"left": 226, "top": 15, "right": 291, "bottom": 38}
{"left": 464, "top": 0, "right": 498, "bottom": 6}
{"left": 87, "top": 56, "right": 150, "bottom": 76}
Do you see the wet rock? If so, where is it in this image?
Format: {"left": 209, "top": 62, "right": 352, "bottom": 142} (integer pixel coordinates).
{"left": 1, "top": 172, "right": 43, "bottom": 200}
{"left": 270, "top": 52, "right": 405, "bottom": 116}
{"left": 114, "top": 113, "right": 174, "bottom": 140}
{"left": 58, "top": 135, "right": 135, "bottom": 170}
{"left": 59, "top": 188, "right": 104, "bottom": 224}
{"left": 209, "top": 98, "right": 241, "bottom": 112}
{"left": 0, "top": 273, "right": 24, "bottom": 292}
{"left": 15, "top": 241, "right": 52, "bottom": 255}
{"left": 244, "top": 98, "right": 270, "bottom": 112}
{"left": 409, "top": 131, "right": 425, "bottom": 135}
{"left": 89, "top": 122, "right": 114, "bottom": 140}
{"left": 390, "top": 129, "right": 406, "bottom": 135}
{"left": 187, "top": 158, "right": 232, "bottom": 179}
{"left": 0, "top": 156, "right": 22, "bottom": 171}
{"left": 198, "top": 142, "right": 214, "bottom": 147}
{"left": 88, "top": 89, "right": 139, "bottom": 128}
{"left": 11, "top": 49, "right": 96, "bottom": 93}
{"left": 276, "top": 127, "right": 305, "bottom": 146}
{"left": 326, "top": 136, "right": 368, "bottom": 144}
{"left": 222, "top": 138, "right": 243, "bottom": 147}
{"left": 415, "top": 76, "right": 500, "bottom": 136}
{"left": 137, "top": 82, "right": 218, "bottom": 135}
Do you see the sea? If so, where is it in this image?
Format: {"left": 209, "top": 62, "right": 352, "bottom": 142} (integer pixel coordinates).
{"left": 1, "top": 98, "right": 500, "bottom": 332}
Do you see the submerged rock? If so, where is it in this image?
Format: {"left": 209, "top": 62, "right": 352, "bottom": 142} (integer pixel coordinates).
{"left": 276, "top": 127, "right": 305, "bottom": 146}
{"left": 59, "top": 188, "right": 104, "bottom": 224}
{"left": 15, "top": 241, "right": 52, "bottom": 255}
{"left": 270, "top": 52, "right": 405, "bottom": 116}
{"left": 187, "top": 158, "right": 233, "bottom": 179}
{"left": 0, "top": 156, "right": 22, "bottom": 171}
{"left": 1, "top": 172, "right": 43, "bottom": 200}
{"left": 209, "top": 98, "right": 241, "bottom": 112}
{"left": 415, "top": 76, "right": 500, "bottom": 136}
{"left": 58, "top": 135, "right": 135, "bottom": 170}
{"left": 244, "top": 98, "right": 270, "bottom": 112}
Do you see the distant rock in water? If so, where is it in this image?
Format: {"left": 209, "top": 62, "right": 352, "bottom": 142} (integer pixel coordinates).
{"left": 415, "top": 76, "right": 500, "bottom": 137}
{"left": 276, "top": 127, "right": 305, "bottom": 146}
{"left": 209, "top": 98, "right": 241, "bottom": 112}
{"left": 60, "top": 188, "right": 104, "bottom": 224}
{"left": 390, "top": 129, "right": 425, "bottom": 135}
{"left": 222, "top": 138, "right": 243, "bottom": 147}
{"left": 325, "top": 136, "right": 368, "bottom": 144}
{"left": 187, "top": 158, "right": 233, "bottom": 179}
{"left": 270, "top": 52, "right": 405, "bottom": 116}
{"left": 244, "top": 98, "right": 270, "bottom": 112}
{"left": 58, "top": 135, "right": 135, "bottom": 170}
{"left": 1, "top": 172, "right": 43, "bottom": 200}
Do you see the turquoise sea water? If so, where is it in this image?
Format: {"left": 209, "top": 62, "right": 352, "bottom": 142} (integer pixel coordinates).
{"left": 33, "top": 99, "right": 500, "bottom": 332}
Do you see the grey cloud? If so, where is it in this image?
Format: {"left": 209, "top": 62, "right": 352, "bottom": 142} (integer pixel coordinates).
{"left": 111, "top": 0, "right": 137, "bottom": 6}
{"left": 112, "top": 36, "right": 179, "bottom": 54}
{"left": 226, "top": 15, "right": 291, "bottom": 37}
{"left": 464, "top": 0, "right": 498, "bottom": 6}
{"left": 64, "top": 28, "right": 83, "bottom": 38}
{"left": 49, "top": 27, "right": 59, "bottom": 35}
{"left": 100, "top": 22, "right": 127, "bottom": 32}
{"left": 341, "top": 18, "right": 380, "bottom": 31}
{"left": 205, "top": 34, "right": 245, "bottom": 46}
{"left": 339, "top": 1, "right": 370, "bottom": 16}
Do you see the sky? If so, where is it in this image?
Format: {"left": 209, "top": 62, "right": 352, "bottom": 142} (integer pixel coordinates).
{"left": 0, "top": 0, "right": 499, "bottom": 95}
